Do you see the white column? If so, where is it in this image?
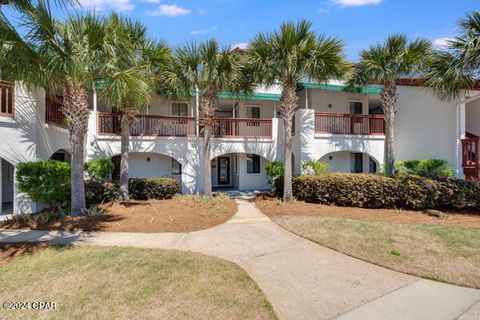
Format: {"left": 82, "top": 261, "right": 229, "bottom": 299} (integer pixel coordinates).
{"left": 455, "top": 97, "right": 466, "bottom": 178}
{"left": 0, "top": 159, "right": 2, "bottom": 213}
{"left": 92, "top": 82, "right": 98, "bottom": 136}
{"left": 305, "top": 88, "right": 309, "bottom": 109}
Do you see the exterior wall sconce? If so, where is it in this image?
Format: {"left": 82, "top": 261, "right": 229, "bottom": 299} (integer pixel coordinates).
{"left": 147, "top": 157, "right": 151, "bottom": 162}
{"left": 328, "top": 104, "right": 332, "bottom": 108}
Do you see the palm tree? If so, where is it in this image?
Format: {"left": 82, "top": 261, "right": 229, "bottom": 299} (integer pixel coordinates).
{"left": 349, "top": 34, "right": 431, "bottom": 175}
{"left": 0, "top": 1, "right": 108, "bottom": 215}
{"left": 248, "top": 20, "right": 349, "bottom": 201}
{"left": 425, "top": 12, "right": 480, "bottom": 100}
{"left": 163, "top": 40, "right": 254, "bottom": 197}
{"left": 99, "top": 14, "right": 170, "bottom": 200}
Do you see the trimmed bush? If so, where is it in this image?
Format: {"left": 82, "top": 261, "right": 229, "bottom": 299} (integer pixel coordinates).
{"left": 302, "top": 161, "right": 329, "bottom": 176}
{"left": 85, "top": 181, "right": 119, "bottom": 206}
{"left": 274, "top": 173, "right": 480, "bottom": 210}
{"left": 85, "top": 158, "right": 114, "bottom": 182}
{"left": 129, "top": 177, "right": 180, "bottom": 200}
{"left": 265, "top": 161, "right": 284, "bottom": 185}
{"left": 395, "top": 159, "right": 454, "bottom": 178}
{"left": 16, "top": 160, "right": 71, "bottom": 209}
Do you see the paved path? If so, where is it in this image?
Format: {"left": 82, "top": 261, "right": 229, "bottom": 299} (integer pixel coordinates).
{"left": 1, "top": 199, "right": 479, "bottom": 320}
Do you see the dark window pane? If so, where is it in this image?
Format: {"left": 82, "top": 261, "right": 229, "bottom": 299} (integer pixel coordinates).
{"left": 171, "top": 158, "right": 182, "bottom": 175}
{"left": 247, "top": 154, "right": 260, "bottom": 174}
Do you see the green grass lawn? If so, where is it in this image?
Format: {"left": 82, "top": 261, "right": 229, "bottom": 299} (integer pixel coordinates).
{"left": 273, "top": 215, "right": 480, "bottom": 289}
{"left": 0, "top": 245, "right": 276, "bottom": 320}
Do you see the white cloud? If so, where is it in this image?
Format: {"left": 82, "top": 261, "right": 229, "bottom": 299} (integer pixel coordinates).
{"left": 191, "top": 25, "right": 216, "bottom": 35}
{"left": 197, "top": 7, "right": 206, "bottom": 15}
{"left": 79, "top": 0, "right": 134, "bottom": 11}
{"left": 318, "top": 8, "right": 330, "bottom": 13}
{"left": 231, "top": 42, "right": 248, "bottom": 50}
{"left": 433, "top": 37, "right": 454, "bottom": 48}
{"left": 331, "top": 0, "right": 383, "bottom": 7}
{"left": 147, "top": 4, "right": 191, "bottom": 16}
{"left": 145, "top": 0, "right": 160, "bottom": 3}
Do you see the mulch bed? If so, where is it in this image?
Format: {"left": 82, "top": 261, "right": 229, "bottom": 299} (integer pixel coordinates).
{"left": 256, "top": 195, "right": 480, "bottom": 228}
{"left": 0, "top": 196, "right": 237, "bottom": 233}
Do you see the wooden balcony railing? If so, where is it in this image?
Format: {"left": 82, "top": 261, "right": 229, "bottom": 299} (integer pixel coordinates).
{"left": 98, "top": 113, "right": 273, "bottom": 139}
{"left": 213, "top": 118, "right": 272, "bottom": 138}
{"left": 315, "top": 112, "right": 385, "bottom": 135}
{"left": 46, "top": 95, "right": 66, "bottom": 127}
{"left": 98, "top": 113, "right": 196, "bottom": 137}
{"left": 0, "top": 80, "right": 14, "bottom": 118}
{"left": 462, "top": 137, "right": 480, "bottom": 180}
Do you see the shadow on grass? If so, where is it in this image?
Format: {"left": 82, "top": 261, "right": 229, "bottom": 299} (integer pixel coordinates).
{"left": 0, "top": 242, "right": 73, "bottom": 264}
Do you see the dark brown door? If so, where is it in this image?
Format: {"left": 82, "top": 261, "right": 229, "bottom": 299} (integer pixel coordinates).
{"left": 217, "top": 157, "right": 230, "bottom": 185}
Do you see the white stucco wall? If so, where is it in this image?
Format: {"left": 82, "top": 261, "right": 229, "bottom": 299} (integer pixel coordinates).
{"left": 466, "top": 98, "right": 480, "bottom": 136}
{"left": 394, "top": 86, "right": 458, "bottom": 167}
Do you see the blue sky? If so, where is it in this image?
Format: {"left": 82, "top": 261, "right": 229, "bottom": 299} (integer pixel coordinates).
{"left": 7, "top": 0, "right": 480, "bottom": 61}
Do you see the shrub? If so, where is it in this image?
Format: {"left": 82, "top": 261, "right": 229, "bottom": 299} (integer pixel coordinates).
{"left": 274, "top": 173, "right": 480, "bottom": 210}
{"left": 85, "top": 181, "right": 119, "bottom": 206}
{"left": 265, "top": 161, "right": 284, "bottom": 185}
{"left": 16, "top": 160, "right": 71, "bottom": 209}
{"left": 302, "top": 161, "right": 329, "bottom": 176}
{"left": 395, "top": 159, "right": 454, "bottom": 178}
{"left": 129, "top": 177, "right": 180, "bottom": 200}
{"left": 85, "top": 158, "right": 114, "bottom": 182}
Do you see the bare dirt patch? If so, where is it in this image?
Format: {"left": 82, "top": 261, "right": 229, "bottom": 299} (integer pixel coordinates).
{"left": 0, "top": 195, "right": 237, "bottom": 233}
{"left": 0, "top": 243, "right": 50, "bottom": 265}
{"left": 256, "top": 196, "right": 480, "bottom": 228}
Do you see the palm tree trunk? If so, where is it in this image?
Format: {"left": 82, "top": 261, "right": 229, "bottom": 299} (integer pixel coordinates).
{"left": 62, "top": 81, "right": 90, "bottom": 216}
{"left": 281, "top": 82, "right": 298, "bottom": 202}
{"left": 200, "top": 94, "right": 215, "bottom": 198}
{"left": 382, "top": 79, "right": 398, "bottom": 175}
{"left": 119, "top": 113, "right": 130, "bottom": 200}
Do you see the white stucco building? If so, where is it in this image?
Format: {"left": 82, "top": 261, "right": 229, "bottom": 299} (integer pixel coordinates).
{"left": 1, "top": 79, "right": 478, "bottom": 215}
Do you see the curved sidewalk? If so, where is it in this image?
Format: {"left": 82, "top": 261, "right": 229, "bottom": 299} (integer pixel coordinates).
{"left": 1, "top": 199, "right": 479, "bottom": 320}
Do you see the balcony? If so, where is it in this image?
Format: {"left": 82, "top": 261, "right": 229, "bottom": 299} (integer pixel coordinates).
{"left": 46, "top": 95, "right": 66, "bottom": 127}
{"left": 315, "top": 112, "right": 385, "bottom": 135}
{"left": 0, "top": 80, "right": 14, "bottom": 118}
{"left": 98, "top": 113, "right": 273, "bottom": 139}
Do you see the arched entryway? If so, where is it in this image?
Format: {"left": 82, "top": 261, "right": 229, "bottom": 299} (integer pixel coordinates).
{"left": 0, "top": 158, "right": 14, "bottom": 215}
{"left": 211, "top": 153, "right": 271, "bottom": 191}
{"left": 319, "top": 151, "right": 380, "bottom": 173}
{"left": 49, "top": 149, "right": 71, "bottom": 163}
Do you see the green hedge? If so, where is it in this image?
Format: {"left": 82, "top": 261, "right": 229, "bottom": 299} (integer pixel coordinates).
{"left": 85, "top": 181, "right": 120, "bottom": 206}
{"left": 274, "top": 173, "right": 480, "bottom": 210}
{"left": 85, "top": 159, "right": 114, "bottom": 182}
{"left": 129, "top": 177, "right": 180, "bottom": 200}
{"left": 16, "top": 160, "right": 71, "bottom": 209}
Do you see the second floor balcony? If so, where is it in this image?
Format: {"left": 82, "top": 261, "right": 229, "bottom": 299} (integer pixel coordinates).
{"left": 98, "top": 112, "right": 273, "bottom": 139}
{"left": 315, "top": 112, "right": 385, "bottom": 136}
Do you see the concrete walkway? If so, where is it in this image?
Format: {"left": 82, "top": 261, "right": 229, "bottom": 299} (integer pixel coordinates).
{"left": 1, "top": 199, "right": 479, "bottom": 320}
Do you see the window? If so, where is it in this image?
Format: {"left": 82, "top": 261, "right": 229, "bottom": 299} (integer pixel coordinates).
{"left": 172, "top": 102, "right": 188, "bottom": 116}
{"left": 246, "top": 106, "right": 260, "bottom": 119}
{"left": 246, "top": 154, "right": 261, "bottom": 174}
{"left": 349, "top": 101, "right": 362, "bottom": 114}
{"left": 350, "top": 153, "right": 363, "bottom": 173}
{"left": 0, "top": 80, "right": 14, "bottom": 117}
{"left": 171, "top": 159, "right": 182, "bottom": 175}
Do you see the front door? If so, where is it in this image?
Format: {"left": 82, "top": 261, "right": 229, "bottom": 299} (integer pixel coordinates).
{"left": 217, "top": 157, "right": 230, "bottom": 185}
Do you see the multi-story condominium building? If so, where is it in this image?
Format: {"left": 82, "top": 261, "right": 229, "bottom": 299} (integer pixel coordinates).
{"left": 1, "top": 79, "right": 479, "bottom": 215}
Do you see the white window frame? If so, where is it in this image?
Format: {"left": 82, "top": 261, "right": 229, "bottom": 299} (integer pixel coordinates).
{"left": 171, "top": 101, "right": 189, "bottom": 117}
{"left": 245, "top": 105, "right": 261, "bottom": 119}
{"left": 348, "top": 100, "right": 363, "bottom": 115}
{"left": 246, "top": 154, "right": 261, "bottom": 175}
